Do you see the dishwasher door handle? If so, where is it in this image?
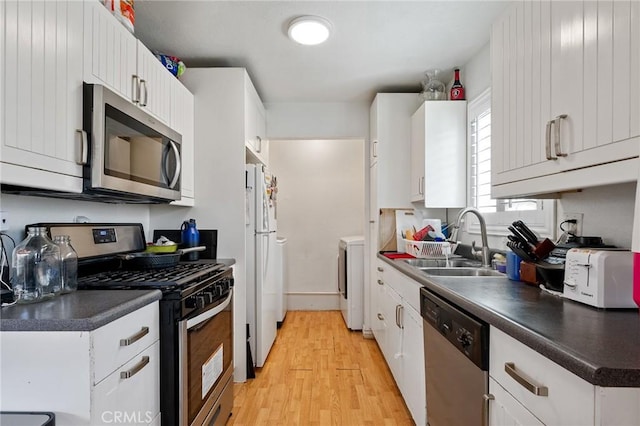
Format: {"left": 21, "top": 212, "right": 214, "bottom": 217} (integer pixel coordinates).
{"left": 504, "top": 362, "right": 549, "bottom": 396}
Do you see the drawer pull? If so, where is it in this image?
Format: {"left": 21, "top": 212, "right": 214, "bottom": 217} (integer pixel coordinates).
{"left": 120, "top": 356, "right": 150, "bottom": 379}
{"left": 504, "top": 362, "right": 549, "bottom": 396}
{"left": 120, "top": 326, "right": 150, "bottom": 346}
{"left": 377, "top": 267, "right": 384, "bottom": 272}
{"left": 377, "top": 279, "right": 384, "bottom": 286}
{"left": 377, "top": 313, "right": 384, "bottom": 321}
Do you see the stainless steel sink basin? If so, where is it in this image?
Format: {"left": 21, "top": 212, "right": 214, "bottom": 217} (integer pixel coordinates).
{"left": 422, "top": 268, "right": 504, "bottom": 277}
{"left": 404, "top": 258, "right": 483, "bottom": 268}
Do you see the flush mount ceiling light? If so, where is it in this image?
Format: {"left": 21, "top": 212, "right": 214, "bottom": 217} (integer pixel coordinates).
{"left": 287, "top": 16, "right": 332, "bottom": 45}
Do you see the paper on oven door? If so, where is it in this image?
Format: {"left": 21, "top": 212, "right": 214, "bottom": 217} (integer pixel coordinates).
{"left": 202, "top": 344, "right": 224, "bottom": 399}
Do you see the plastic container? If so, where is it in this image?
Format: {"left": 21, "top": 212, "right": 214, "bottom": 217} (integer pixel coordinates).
{"left": 506, "top": 251, "right": 521, "bottom": 281}
{"left": 54, "top": 235, "right": 78, "bottom": 294}
{"left": 11, "top": 227, "right": 61, "bottom": 303}
{"left": 181, "top": 219, "right": 200, "bottom": 261}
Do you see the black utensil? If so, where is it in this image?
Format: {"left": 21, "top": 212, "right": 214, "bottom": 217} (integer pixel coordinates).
{"left": 508, "top": 226, "right": 536, "bottom": 253}
{"left": 512, "top": 220, "right": 539, "bottom": 245}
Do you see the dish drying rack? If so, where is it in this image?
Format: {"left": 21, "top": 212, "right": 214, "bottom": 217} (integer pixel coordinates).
{"left": 403, "top": 239, "right": 457, "bottom": 259}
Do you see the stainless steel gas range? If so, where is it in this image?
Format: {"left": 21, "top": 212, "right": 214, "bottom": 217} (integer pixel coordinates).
{"left": 33, "top": 223, "right": 234, "bottom": 426}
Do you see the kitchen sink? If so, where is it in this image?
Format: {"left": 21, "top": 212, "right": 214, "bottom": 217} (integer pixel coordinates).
{"left": 421, "top": 268, "right": 504, "bottom": 277}
{"left": 404, "top": 258, "right": 483, "bottom": 268}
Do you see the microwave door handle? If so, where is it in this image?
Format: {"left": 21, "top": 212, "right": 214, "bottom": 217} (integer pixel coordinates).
{"left": 165, "top": 140, "right": 182, "bottom": 189}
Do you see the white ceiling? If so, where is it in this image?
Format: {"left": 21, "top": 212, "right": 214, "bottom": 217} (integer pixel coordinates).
{"left": 135, "top": 1, "right": 509, "bottom": 103}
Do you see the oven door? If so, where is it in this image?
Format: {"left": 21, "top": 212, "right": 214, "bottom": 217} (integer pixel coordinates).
{"left": 178, "top": 289, "right": 234, "bottom": 426}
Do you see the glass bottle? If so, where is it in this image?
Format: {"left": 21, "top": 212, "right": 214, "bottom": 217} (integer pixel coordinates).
{"left": 420, "top": 69, "right": 446, "bottom": 101}
{"left": 11, "top": 227, "right": 61, "bottom": 303}
{"left": 450, "top": 68, "right": 465, "bottom": 100}
{"left": 53, "top": 235, "right": 78, "bottom": 294}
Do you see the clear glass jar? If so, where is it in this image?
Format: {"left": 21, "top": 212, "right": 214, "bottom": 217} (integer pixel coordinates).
{"left": 53, "top": 235, "right": 78, "bottom": 294}
{"left": 420, "top": 69, "right": 447, "bottom": 101}
{"left": 11, "top": 227, "right": 61, "bottom": 303}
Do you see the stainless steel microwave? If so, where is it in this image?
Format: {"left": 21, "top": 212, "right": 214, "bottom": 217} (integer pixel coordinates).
{"left": 83, "top": 83, "right": 182, "bottom": 202}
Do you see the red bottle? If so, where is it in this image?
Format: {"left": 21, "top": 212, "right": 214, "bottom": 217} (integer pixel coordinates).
{"left": 450, "top": 68, "right": 465, "bottom": 100}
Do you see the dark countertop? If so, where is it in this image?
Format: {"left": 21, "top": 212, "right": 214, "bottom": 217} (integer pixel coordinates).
{"left": 379, "top": 254, "right": 640, "bottom": 387}
{"left": 0, "top": 290, "right": 162, "bottom": 332}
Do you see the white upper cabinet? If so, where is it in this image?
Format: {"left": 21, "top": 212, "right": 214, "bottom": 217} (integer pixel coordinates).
{"left": 170, "top": 80, "right": 195, "bottom": 206}
{"left": 370, "top": 93, "right": 420, "bottom": 209}
{"left": 410, "top": 101, "right": 467, "bottom": 208}
{"left": 84, "top": 0, "right": 173, "bottom": 125}
{"left": 1, "top": 0, "right": 85, "bottom": 192}
{"left": 244, "top": 78, "right": 268, "bottom": 166}
{"left": 491, "top": 0, "right": 640, "bottom": 198}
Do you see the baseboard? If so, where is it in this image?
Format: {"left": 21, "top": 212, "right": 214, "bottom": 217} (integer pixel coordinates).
{"left": 286, "top": 292, "right": 340, "bottom": 310}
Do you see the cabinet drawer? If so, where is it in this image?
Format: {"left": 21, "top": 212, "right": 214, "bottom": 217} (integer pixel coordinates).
{"left": 92, "top": 302, "right": 159, "bottom": 384}
{"left": 489, "top": 327, "right": 594, "bottom": 426}
{"left": 91, "top": 340, "right": 160, "bottom": 425}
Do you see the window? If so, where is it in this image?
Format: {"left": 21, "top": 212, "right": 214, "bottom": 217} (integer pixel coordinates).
{"left": 466, "top": 89, "right": 555, "bottom": 238}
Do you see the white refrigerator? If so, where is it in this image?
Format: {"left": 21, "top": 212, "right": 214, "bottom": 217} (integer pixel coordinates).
{"left": 246, "top": 164, "right": 278, "bottom": 368}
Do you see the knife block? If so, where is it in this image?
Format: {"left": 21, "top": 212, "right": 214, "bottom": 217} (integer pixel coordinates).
{"left": 519, "top": 261, "right": 539, "bottom": 286}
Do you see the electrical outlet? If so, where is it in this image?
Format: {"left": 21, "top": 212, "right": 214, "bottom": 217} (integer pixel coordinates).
{"left": 0, "top": 211, "right": 8, "bottom": 232}
{"left": 561, "top": 212, "right": 583, "bottom": 236}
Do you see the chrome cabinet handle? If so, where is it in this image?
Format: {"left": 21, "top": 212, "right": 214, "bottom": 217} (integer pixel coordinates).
{"left": 256, "top": 136, "right": 262, "bottom": 153}
{"left": 132, "top": 75, "right": 140, "bottom": 103}
{"left": 554, "top": 114, "right": 568, "bottom": 157}
{"left": 139, "top": 79, "right": 148, "bottom": 107}
{"left": 482, "top": 393, "right": 494, "bottom": 426}
{"left": 377, "top": 267, "right": 384, "bottom": 272}
{"left": 372, "top": 140, "right": 378, "bottom": 158}
{"left": 120, "top": 326, "right": 149, "bottom": 346}
{"left": 377, "top": 279, "right": 384, "bottom": 286}
{"left": 545, "top": 120, "right": 555, "bottom": 160}
{"left": 377, "top": 313, "right": 384, "bottom": 321}
{"left": 76, "top": 129, "right": 88, "bottom": 165}
{"left": 120, "top": 356, "right": 150, "bottom": 379}
{"left": 395, "top": 305, "right": 403, "bottom": 329}
{"left": 504, "top": 362, "right": 549, "bottom": 396}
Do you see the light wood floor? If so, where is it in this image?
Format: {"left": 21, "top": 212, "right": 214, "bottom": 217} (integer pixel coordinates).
{"left": 228, "top": 311, "right": 414, "bottom": 425}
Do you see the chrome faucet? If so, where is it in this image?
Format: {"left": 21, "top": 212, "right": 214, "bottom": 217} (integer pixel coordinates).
{"left": 449, "top": 207, "right": 491, "bottom": 268}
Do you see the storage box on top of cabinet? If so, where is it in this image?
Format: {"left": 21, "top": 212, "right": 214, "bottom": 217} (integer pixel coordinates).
{"left": 410, "top": 101, "right": 467, "bottom": 208}
{"left": 490, "top": 0, "right": 640, "bottom": 198}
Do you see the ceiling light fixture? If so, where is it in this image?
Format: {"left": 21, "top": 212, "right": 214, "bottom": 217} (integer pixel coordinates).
{"left": 287, "top": 16, "right": 332, "bottom": 46}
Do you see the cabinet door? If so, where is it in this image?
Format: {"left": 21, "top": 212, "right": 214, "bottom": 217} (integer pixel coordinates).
{"left": 489, "top": 377, "right": 544, "bottom": 426}
{"left": 382, "top": 284, "right": 403, "bottom": 383}
{"left": 410, "top": 104, "right": 425, "bottom": 202}
{"left": 370, "top": 97, "right": 379, "bottom": 168}
{"left": 491, "top": 1, "right": 640, "bottom": 197}
{"left": 401, "top": 305, "right": 426, "bottom": 426}
{"left": 371, "top": 260, "right": 385, "bottom": 342}
{"left": 375, "top": 94, "right": 417, "bottom": 208}
{"left": 84, "top": 0, "right": 137, "bottom": 103}
{"left": 136, "top": 41, "right": 172, "bottom": 124}
{"left": 170, "top": 81, "right": 195, "bottom": 205}
{"left": 91, "top": 341, "right": 161, "bottom": 425}
{"left": 1, "top": 0, "right": 84, "bottom": 191}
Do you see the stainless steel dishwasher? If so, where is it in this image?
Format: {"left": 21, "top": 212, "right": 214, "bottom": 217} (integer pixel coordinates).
{"left": 420, "top": 287, "right": 490, "bottom": 426}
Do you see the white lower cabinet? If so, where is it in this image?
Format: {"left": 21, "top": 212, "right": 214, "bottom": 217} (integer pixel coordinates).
{"left": 489, "top": 326, "right": 640, "bottom": 426}
{"left": 374, "top": 260, "right": 426, "bottom": 426}
{"left": 0, "top": 302, "right": 160, "bottom": 425}
{"left": 489, "top": 377, "right": 544, "bottom": 426}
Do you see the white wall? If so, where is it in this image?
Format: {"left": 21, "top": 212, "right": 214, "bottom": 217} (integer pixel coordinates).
{"left": 265, "top": 102, "right": 369, "bottom": 140}
{"left": 269, "top": 139, "right": 365, "bottom": 310}
{"left": 0, "top": 194, "right": 150, "bottom": 243}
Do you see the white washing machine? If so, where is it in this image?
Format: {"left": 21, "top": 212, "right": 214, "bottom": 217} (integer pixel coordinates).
{"left": 338, "top": 236, "right": 364, "bottom": 330}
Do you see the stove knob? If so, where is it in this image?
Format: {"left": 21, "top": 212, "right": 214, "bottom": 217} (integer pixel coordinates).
{"left": 185, "top": 297, "right": 197, "bottom": 309}
{"left": 204, "top": 291, "right": 214, "bottom": 304}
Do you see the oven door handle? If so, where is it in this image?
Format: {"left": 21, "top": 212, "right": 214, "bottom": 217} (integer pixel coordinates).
{"left": 186, "top": 289, "right": 233, "bottom": 329}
